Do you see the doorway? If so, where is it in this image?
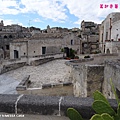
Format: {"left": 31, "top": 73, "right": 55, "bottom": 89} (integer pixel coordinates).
{"left": 14, "top": 50, "right": 19, "bottom": 58}
{"left": 64, "top": 47, "right": 69, "bottom": 57}
{"left": 42, "top": 47, "right": 46, "bottom": 55}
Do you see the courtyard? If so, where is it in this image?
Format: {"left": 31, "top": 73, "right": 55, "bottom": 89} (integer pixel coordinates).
{"left": 0, "top": 59, "right": 71, "bottom": 94}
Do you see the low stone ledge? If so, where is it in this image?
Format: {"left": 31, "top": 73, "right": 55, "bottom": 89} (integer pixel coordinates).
{"left": 70, "top": 58, "right": 94, "bottom": 63}
{"left": 65, "top": 58, "right": 94, "bottom": 66}
{"left": 0, "top": 94, "right": 19, "bottom": 113}
{"left": 16, "top": 75, "right": 30, "bottom": 91}
{"left": 30, "top": 57, "right": 54, "bottom": 66}
{"left": 42, "top": 84, "right": 52, "bottom": 89}
{"left": 0, "top": 62, "right": 26, "bottom": 74}
{"left": 0, "top": 94, "right": 118, "bottom": 119}
{"left": 42, "top": 82, "right": 73, "bottom": 89}
{"left": 63, "top": 82, "right": 72, "bottom": 86}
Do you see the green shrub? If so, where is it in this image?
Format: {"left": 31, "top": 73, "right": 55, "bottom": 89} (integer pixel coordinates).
{"left": 61, "top": 48, "right": 65, "bottom": 52}
{"left": 67, "top": 79, "right": 120, "bottom": 120}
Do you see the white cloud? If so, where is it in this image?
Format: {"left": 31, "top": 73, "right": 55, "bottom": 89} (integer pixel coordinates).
{"left": 20, "top": 0, "right": 67, "bottom": 22}
{"left": 0, "top": 0, "right": 20, "bottom": 15}
{"left": 33, "top": 18, "right": 43, "bottom": 23}
{"left": 62, "top": 0, "right": 120, "bottom": 24}
{"left": 3, "top": 19, "right": 14, "bottom": 25}
{"left": 0, "top": 0, "right": 120, "bottom": 26}
{"left": 3, "top": 19, "right": 23, "bottom": 26}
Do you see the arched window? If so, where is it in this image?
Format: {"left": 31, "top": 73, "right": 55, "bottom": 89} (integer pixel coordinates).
{"left": 9, "top": 35, "right": 12, "bottom": 38}
{"left": 4, "top": 35, "right": 7, "bottom": 38}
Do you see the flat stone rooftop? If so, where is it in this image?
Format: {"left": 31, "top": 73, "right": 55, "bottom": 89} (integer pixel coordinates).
{"left": 69, "top": 54, "right": 120, "bottom": 66}
{"left": 0, "top": 59, "right": 71, "bottom": 94}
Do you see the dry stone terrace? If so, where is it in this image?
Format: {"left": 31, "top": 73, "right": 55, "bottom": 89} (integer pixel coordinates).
{"left": 0, "top": 59, "right": 71, "bottom": 94}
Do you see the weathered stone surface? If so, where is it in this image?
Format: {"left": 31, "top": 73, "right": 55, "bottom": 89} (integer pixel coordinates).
{"left": 0, "top": 62, "right": 26, "bottom": 74}
{"left": 1, "top": 60, "right": 71, "bottom": 89}
{"left": 61, "top": 97, "right": 94, "bottom": 119}
{"left": 16, "top": 75, "right": 30, "bottom": 91}
{"left": 18, "top": 95, "right": 60, "bottom": 115}
{"left": 103, "top": 60, "right": 120, "bottom": 99}
{"left": 0, "top": 94, "right": 117, "bottom": 119}
{"left": 63, "top": 82, "right": 72, "bottom": 86}
{"left": 0, "top": 94, "right": 19, "bottom": 113}
{"left": 42, "top": 84, "right": 51, "bottom": 89}
{"left": 30, "top": 57, "right": 54, "bottom": 66}
{"left": 87, "top": 65, "right": 104, "bottom": 97}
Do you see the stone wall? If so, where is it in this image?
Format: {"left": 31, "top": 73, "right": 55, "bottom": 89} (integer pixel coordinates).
{"left": 105, "top": 41, "right": 120, "bottom": 54}
{"left": 30, "top": 57, "right": 54, "bottom": 66}
{"left": 27, "top": 39, "right": 62, "bottom": 57}
{"left": 17, "top": 83, "right": 73, "bottom": 96}
{"left": 103, "top": 60, "right": 120, "bottom": 99}
{"left": 0, "top": 62, "right": 26, "bottom": 74}
{"left": 17, "top": 82, "right": 73, "bottom": 96}
{"left": 62, "top": 33, "right": 81, "bottom": 54}
{"left": 71, "top": 65, "right": 87, "bottom": 97}
{"left": 10, "top": 41, "right": 27, "bottom": 59}
{"left": 65, "top": 58, "right": 105, "bottom": 97}
{"left": 0, "top": 94, "right": 117, "bottom": 119}
{"left": 87, "top": 65, "right": 104, "bottom": 97}
{"left": 71, "top": 64, "right": 104, "bottom": 97}
{"left": 28, "top": 53, "right": 63, "bottom": 65}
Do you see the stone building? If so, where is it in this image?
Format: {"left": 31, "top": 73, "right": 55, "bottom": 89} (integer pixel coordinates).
{"left": 0, "top": 20, "right": 4, "bottom": 27}
{"left": 46, "top": 25, "right": 69, "bottom": 33}
{"left": 80, "top": 20, "right": 100, "bottom": 54}
{"left": 0, "top": 20, "right": 32, "bottom": 59}
{"left": 0, "top": 49, "right": 4, "bottom": 61}
{"left": 0, "top": 22, "right": 81, "bottom": 60}
{"left": 10, "top": 32, "right": 81, "bottom": 59}
{"left": 99, "top": 12, "right": 120, "bottom": 54}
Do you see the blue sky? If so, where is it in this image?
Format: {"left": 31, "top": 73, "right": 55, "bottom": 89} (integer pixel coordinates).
{"left": 0, "top": 0, "right": 120, "bottom": 30}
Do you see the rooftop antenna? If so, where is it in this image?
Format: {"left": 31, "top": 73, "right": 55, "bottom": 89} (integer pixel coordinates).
{"left": 28, "top": 20, "right": 31, "bottom": 32}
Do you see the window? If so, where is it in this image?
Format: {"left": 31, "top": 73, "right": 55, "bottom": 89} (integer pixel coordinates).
{"left": 6, "top": 45, "right": 9, "bottom": 50}
{"left": 9, "top": 35, "right": 12, "bottom": 38}
{"left": 102, "top": 33, "right": 103, "bottom": 42}
{"left": 106, "top": 32, "right": 108, "bottom": 40}
{"left": 14, "top": 50, "right": 19, "bottom": 59}
{"left": 4, "top": 35, "right": 7, "bottom": 38}
{"left": 42, "top": 47, "right": 46, "bottom": 54}
{"left": 71, "top": 40, "right": 74, "bottom": 45}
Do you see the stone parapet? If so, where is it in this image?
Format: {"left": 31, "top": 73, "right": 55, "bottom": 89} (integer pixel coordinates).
{"left": 0, "top": 94, "right": 117, "bottom": 119}
{"left": 0, "top": 62, "right": 26, "bottom": 74}
{"left": 30, "top": 57, "right": 54, "bottom": 66}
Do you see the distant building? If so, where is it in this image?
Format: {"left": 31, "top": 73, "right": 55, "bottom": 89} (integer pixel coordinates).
{"left": 10, "top": 32, "right": 81, "bottom": 59}
{"left": 46, "top": 25, "right": 69, "bottom": 33}
{"left": 80, "top": 20, "right": 100, "bottom": 54}
{"left": 0, "top": 48, "right": 4, "bottom": 61}
{"left": 0, "top": 20, "right": 32, "bottom": 59}
{"left": 99, "top": 12, "right": 120, "bottom": 54}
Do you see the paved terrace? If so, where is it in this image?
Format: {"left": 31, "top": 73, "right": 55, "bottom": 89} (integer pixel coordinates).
{"left": 0, "top": 59, "right": 71, "bottom": 94}
{"left": 69, "top": 54, "right": 120, "bottom": 66}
